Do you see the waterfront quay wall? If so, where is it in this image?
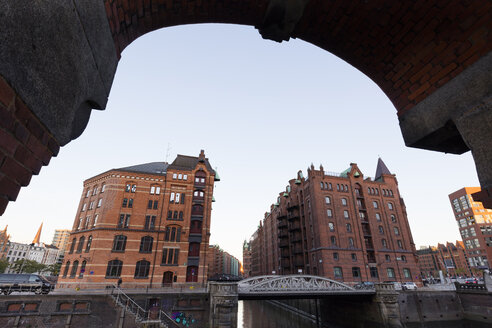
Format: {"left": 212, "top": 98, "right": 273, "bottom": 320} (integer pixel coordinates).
{"left": 0, "top": 290, "right": 210, "bottom": 328}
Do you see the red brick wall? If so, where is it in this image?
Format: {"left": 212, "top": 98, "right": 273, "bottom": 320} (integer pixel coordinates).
{"left": 103, "top": 0, "right": 491, "bottom": 117}
{"left": 0, "top": 76, "right": 59, "bottom": 215}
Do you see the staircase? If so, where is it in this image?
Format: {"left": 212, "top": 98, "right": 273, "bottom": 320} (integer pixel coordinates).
{"left": 110, "top": 285, "right": 179, "bottom": 328}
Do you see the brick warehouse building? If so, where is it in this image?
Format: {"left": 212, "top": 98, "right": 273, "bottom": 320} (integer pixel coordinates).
{"left": 249, "top": 159, "right": 419, "bottom": 284}
{"left": 57, "top": 150, "right": 218, "bottom": 289}
{"left": 449, "top": 187, "right": 492, "bottom": 272}
{"left": 417, "top": 241, "right": 472, "bottom": 278}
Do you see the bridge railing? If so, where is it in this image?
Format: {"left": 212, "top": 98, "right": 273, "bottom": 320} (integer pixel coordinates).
{"left": 110, "top": 284, "right": 180, "bottom": 328}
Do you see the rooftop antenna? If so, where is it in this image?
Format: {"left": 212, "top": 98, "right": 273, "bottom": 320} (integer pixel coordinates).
{"left": 165, "top": 143, "right": 172, "bottom": 163}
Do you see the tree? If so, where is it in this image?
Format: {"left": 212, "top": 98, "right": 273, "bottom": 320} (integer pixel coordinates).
{"left": 45, "top": 263, "right": 61, "bottom": 276}
{"left": 0, "top": 258, "right": 8, "bottom": 273}
{"left": 10, "top": 259, "right": 46, "bottom": 274}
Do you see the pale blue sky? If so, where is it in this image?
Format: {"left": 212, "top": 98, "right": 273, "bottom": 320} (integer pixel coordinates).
{"left": 2, "top": 24, "right": 479, "bottom": 260}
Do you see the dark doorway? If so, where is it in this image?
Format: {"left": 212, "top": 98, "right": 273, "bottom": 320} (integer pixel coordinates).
{"left": 162, "top": 271, "right": 173, "bottom": 287}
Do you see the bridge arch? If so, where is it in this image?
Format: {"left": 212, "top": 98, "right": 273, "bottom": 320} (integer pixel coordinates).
{"left": 238, "top": 274, "right": 355, "bottom": 294}
{"left": 0, "top": 0, "right": 491, "bottom": 214}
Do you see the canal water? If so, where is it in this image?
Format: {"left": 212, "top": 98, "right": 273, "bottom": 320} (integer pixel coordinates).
{"left": 238, "top": 300, "right": 321, "bottom": 328}
{"left": 237, "top": 300, "right": 489, "bottom": 328}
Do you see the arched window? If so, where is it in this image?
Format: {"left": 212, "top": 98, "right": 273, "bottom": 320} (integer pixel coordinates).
{"left": 77, "top": 236, "right": 85, "bottom": 253}
{"left": 85, "top": 236, "right": 92, "bottom": 252}
{"left": 325, "top": 196, "right": 331, "bottom": 204}
{"left": 394, "top": 227, "right": 400, "bottom": 236}
{"left": 401, "top": 255, "right": 407, "bottom": 262}
{"left": 391, "top": 214, "right": 397, "bottom": 223}
{"left": 165, "top": 226, "right": 182, "bottom": 242}
{"left": 341, "top": 198, "right": 347, "bottom": 206}
{"left": 106, "top": 260, "right": 123, "bottom": 278}
{"left": 139, "top": 236, "right": 153, "bottom": 253}
{"left": 346, "top": 223, "right": 352, "bottom": 232}
{"left": 63, "top": 261, "right": 70, "bottom": 277}
{"left": 134, "top": 260, "right": 150, "bottom": 278}
{"left": 330, "top": 236, "right": 337, "bottom": 246}
{"left": 173, "top": 211, "right": 178, "bottom": 219}
{"left": 69, "top": 238, "right": 76, "bottom": 254}
{"left": 388, "top": 202, "right": 394, "bottom": 210}
{"left": 348, "top": 237, "right": 354, "bottom": 247}
{"left": 320, "top": 182, "right": 324, "bottom": 189}
{"left": 193, "top": 190, "right": 204, "bottom": 199}
{"left": 70, "top": 260, "right": 79, "bottom": 278}
{"left": 79, "top": 260, "right": 87, "bottom": 278}
{"left": 382, "top": 239, "right": 387, "bottom": 248}
{"left": 378, "top": 226, "right": 384, "bottom": 234}
{"left": 328, "top": 222, "right": 335, "bottom": 232}
{"left": 178, "top": 211, "right": 183, "bottom": 220}
{"left": 387, "top": 267, "right": 396, "bottom": 278}
{"left": 112, "top": 235, "right": 127, "bottom": 252}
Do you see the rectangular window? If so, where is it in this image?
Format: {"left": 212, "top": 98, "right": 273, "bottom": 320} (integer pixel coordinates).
{"left": 97, "top": 199, "right": 102, "bottom": 208}
{"left": 387, "top": 268, "right": 395, "bottom": 278}
{"left": 156, "top": 186, "right": 161, "bottom": 194}
{"left": 334, "top": 267, "right": 343, "bottom": 278}
{"left": 118, "top": 214, "right": 125, "bottom": 228}
{"left": 173, "top": 173, "right": 177, "bottom": 179}
{"left": 131, "top": 184, "right": 136, "bottom": 193}
{"left": 333, "top": 253, "right": 339, "bottom": 260}
{"left": 352, "top": 267, "right": 361, "bottom": 278}
{"left": 351, "top": 253, "right": 357, "bottom": 261}
{"left": 370, "top": 267, "right": 379, "bottom": 278}
{"left": 148, "top": 200, "right": 153, "bottom": 209}
{"left": 175, "top": 193, "right": 180, "bottom": 204}
{"left": 325, "top": 196, "right": 331, "bottom": 204}
{"left": 344, "top": 210, "right": 349, "bottom": 219}
{"left": 125, "top": 184, "right": 131, "bottom": 192}
{"left": 327, "top": 209, "right": 333, "bottom": 217}
{"left": 170, "top": 193, "right": 175, "bottom": 203}
{"left": 150, "top": 216, "right": 156, "bottom": 230}
{"left": 124, "top": 214, "right": 130, "bottom": 228}
{"left": 128, "top": 199, "right": 133, "bottom": 208}
{"left": 403, "top": 268, "right": 411, "bottom": 278}
{"left": 150, "top": 186, "right": 155, "bottom": 194}
{"left": 122, "top": 198, "right": 128, "bottom": 207}
{"left": 153, "top": 200, "right": 158, "bottom": 209}
{"left": 183, "top": 175, "right": 187, "bottom": 181}
{"left": 145, "top": 216, "right": 151, "bottom": 230}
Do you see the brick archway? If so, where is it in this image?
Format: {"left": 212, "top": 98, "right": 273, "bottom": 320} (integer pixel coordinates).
{"left": 0, "top": 0, "right": 491, "bottom": 214}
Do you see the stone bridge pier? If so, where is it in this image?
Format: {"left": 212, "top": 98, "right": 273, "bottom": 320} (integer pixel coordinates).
{"left": 209, "top": 282, "right": 239, "bottom": 328}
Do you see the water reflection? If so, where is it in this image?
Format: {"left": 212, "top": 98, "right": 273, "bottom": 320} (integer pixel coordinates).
{"left": 237, "top": 300, "right": 489, "bottom": 328}
{"left": 238, "top": 300, "right": 319, "bottom": 328}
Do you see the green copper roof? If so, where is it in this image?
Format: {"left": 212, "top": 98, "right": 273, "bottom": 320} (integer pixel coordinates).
{"left": 354, "top": 171, "right": 360, "bottom": 177}
{"left": 214, "top": 169, "right": 221, "bottom": 181}
{"left": 340, "top": 167, "right": 351, "bottom": 177}
{"left": 283, "top": 192, "right": 289, "bottom": 197}
{"left": 212, "top": 196, "right": 216, "bottom": 202}
{"left": 295, "top": 179, "right": 301, "bottom": 184}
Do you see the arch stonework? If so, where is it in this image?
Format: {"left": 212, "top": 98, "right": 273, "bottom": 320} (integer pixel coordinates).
{"left": 0, "top": 0, "right": 491, "bottom": 214}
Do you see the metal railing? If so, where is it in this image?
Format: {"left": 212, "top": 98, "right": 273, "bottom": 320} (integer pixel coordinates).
{"left": 110, "top": 284, "right": 180, "bottom": 328}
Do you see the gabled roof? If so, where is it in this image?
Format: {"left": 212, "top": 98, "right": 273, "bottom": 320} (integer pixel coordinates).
{"left": 167, "top": 154, "right": 214, "bottom": 173}
{"left": 375, "top": 158, "right": 391, "bottom": 181}
{"left": 116, "top": 162, "right": 169, "bottom": 176}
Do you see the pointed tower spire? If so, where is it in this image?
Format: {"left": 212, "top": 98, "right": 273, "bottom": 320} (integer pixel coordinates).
{"left": 375, "top": 158, "right": 391, "bottom": 181}
{"left": 32, "top": 222, "right": 43, "bottom": 245}
{"left": 2, "top": 225, "right": 7, "bottom": 233}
